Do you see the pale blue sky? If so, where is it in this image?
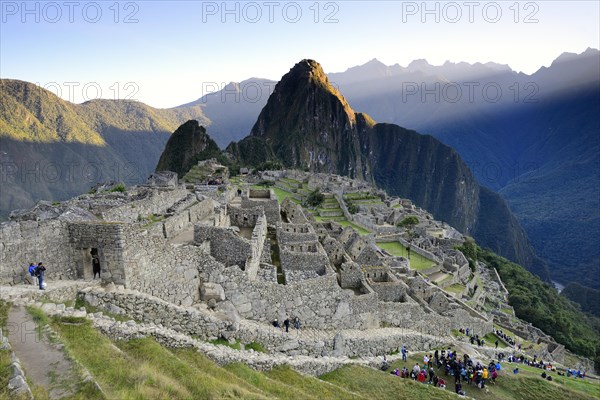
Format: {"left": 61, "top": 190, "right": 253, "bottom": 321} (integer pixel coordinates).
{"left": 1, "top": 1, "right": 598, "bottom": 107}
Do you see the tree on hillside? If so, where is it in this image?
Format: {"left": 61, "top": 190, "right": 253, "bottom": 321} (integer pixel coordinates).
{"left": 398, "top": 216, "right": 419, "bottom": 259}
{"left": 397, "top": 216, "right": 419, "bottom": 229}
{"left": 305, "top": 188, "right": 324, "bottom": 207}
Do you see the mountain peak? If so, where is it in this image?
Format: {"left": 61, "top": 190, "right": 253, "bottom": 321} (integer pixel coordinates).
{"left": 276, "top": 59, "right": 355, "bottom": 122}
{"left": 286, "top": 59, "right": 329, "bottom": 85}
{"left": 407, "top": 59, "right": 432, "bottom": 70}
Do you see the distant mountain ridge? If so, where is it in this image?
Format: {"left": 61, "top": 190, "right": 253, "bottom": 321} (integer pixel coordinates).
{"left": 222, "top": 59, "right": 546, "bottom": 276}
{"left": 0, "top": 79, "right": 208, "bottom": 217}
{"left": 327, "top": 49, "right": 600, "bottom": 289}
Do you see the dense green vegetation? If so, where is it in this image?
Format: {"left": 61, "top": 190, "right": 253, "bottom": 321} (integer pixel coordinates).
{"left": 397, "top": 216, "right": 419, "bottom": 229}
{"left": 304, "top": 188, "right": 324, "bottom": 207}
{"left": 465, "top": 246, "right": 600, "bottom": 370}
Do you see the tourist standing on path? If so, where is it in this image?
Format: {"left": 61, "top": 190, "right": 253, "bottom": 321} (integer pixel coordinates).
{"left": 92, "top": 256, "right": 101, "bottom": 279}
{"left": 28, "top": 262, "right": 37, "bottom": 286}
{"left": 402, "top": 345, "right": 407, "bottom": 361}
{"left": 36, "top": 262, "right": 46, "bottom": 290}
{"left": 284, "top": 317, "right": 290, "bottom": 333}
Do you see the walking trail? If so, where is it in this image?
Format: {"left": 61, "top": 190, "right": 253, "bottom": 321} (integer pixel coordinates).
{"left": 7, "top": 305, "right": 81, "bottom": 399}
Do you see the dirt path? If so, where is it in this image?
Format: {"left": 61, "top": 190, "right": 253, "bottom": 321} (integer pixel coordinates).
{"left": 7, "top": 306, "right": 81, "bottom": 399}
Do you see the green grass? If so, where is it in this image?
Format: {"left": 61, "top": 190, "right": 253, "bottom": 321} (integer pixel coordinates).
{"left": 266, "top": 365, "right": 359, "bottom": 399}
{"left": 245, "top": 342, "right": 266, "bottom": 353}
{"left": 26, "top": 305, "right": 49, "bottom": 326}
{"left": 343, "top": 192, "right": 379, "bottom": 200}
{"left": 501, "top": 307, "right": 514, "bottom": 316}
{"left": 0, "top": 301, "right": 17, "bottom": 400}
{"left": 53, "top": 320, "right": 267, "bottom": 399}
{"left": 339, "top": 220, "right": 371, "bottom": 235}
{"left": 140, "top": 213, "right": 165, "bottom": 228}
{"left": 209, "top": 338, "right": 241, "bottom": 350}
{"left": 314, "top": 215, "right": 371, "bottom": 235}
{"left": 483, "top": 332, "right": 508, "bottom": 349}
{"left": 388, "top": 348, "right": 600, "bottom": 400}
{"left": 225, "top": 363, "right": 319, "bottom": 399}
{"left": 320, "top": 364, "right": 457, "bottom": 399}
{"left": 446, "top": 284, "right": 466, "bottom": 294}
{"left": 19, "top": 308, "right": 599, "bottom": 400}
{"left": 252, "top": 184, "right": 301, "bottom": 204}
{"left": 376, "top": 242, "right": 435, "bottom": 270}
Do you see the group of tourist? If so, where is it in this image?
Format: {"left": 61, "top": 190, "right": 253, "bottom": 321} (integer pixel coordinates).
{"left": 272, "top": 317, "right": 301, "bottom": 332}
{"left": 565, "top": 368, "right": 586, "bottom": 379}
{"left": 494, "top": 329, "right": 516, "bottom": 346}
{"left": 389, "top": 347, "right": 501, "bottom": 396}
{"left": 27, "top": 262, "right": 47, "bottom": 290}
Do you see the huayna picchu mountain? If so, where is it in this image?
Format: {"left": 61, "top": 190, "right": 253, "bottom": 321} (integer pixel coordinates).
{"left": 224, "top": 60, "right": 546, "bottom": 277}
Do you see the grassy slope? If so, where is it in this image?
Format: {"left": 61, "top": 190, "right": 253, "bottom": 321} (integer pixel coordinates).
{"left": 3, "top": 303, "right": 597, "bottom": 400}
{"left": 388, "top": 349, "right": 599, "bottom": 400}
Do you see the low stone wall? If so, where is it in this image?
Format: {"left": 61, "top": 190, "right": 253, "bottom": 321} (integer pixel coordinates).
{"left": 280, "top": 199, "right": 308, "bottom": 224}
{"left": 162, "top": 198, "right": 215, "bottom": 239}
{"left": 277, "top": 230, "right": 318, "bottom": 244}
{"left": 368, "top": 280, "right": 406, "bottom": 303}
{"left": 79, "top": 287, "right": 230, "bottom": 339}
{"left": 189, "top": 198, "right": 216, "bottom": 223}
{"left": 1, "top": 328, "right": 33, "bottom": 398}
{"left": 228, "top": 205, "right": 264, "bottom": 228}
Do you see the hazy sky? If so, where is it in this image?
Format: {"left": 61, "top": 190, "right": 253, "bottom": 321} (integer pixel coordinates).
{"left": 1, "top": 1, "right": 598, "bottom": 107}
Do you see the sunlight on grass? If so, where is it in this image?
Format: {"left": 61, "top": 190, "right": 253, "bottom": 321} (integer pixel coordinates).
{"left": 376, "top": 242, "right": 435, "bottom": 270}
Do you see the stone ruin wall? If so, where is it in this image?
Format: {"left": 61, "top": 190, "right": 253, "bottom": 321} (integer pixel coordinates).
{"left": 367, "top": 280, "right": 407, "bottom": 303}
{"left": 378, "top": 302, "right": 492, "bottom": 337}
{"left": 81, "top": 286, "right": 446, "bottom": 359}
{"left": 228, "top": 205, "right": 264, "bottom": 228}
{"left": 206, "top": 263, "right": 380, "bottom": 330}
{"left": 244, "top": 214, "right": 268, "bottom": 280}
{"left": 279, "top": 245, "right": 331, "bottom": 275}
{"left": 241, "top": 191, "right": 280, "bottom": 225}
{"left": 162, "top": 198, "right": 215, "bottom": 239}
{"left": 121, "top": 224, "right": 203, "bottom": 306}
{"left": 195, "top": 220, "right": 265, "bottom": 274}
{"left": 195, "top": 226, "right": 252, "bottom": 268}
{"left": 0, "top": 220, "right": 74, "bottom": 284}
{"left": 100, "top": 187, "right": 190, "bottom": 222}
{"left": 67, "top": 222, "right": 126, "bottom": 285}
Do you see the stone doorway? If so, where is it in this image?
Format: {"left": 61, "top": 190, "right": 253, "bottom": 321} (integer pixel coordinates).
{"left": 79, "top": 248, "right": 98, "bottom": 280}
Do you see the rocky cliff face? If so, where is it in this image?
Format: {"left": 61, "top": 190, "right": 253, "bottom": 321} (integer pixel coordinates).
{"left": 228, "top": 60, "right": 545, "bottom": 275}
